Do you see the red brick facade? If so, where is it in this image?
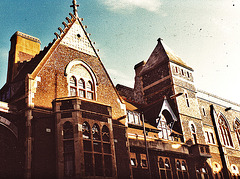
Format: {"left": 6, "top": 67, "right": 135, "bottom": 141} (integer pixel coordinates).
{"left": 0, "top": 7, "right": 240, "bottom": 179}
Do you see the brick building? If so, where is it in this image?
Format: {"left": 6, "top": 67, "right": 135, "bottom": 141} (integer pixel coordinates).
{"left": 0, "top": 1, "right": 240, "bottom": 179}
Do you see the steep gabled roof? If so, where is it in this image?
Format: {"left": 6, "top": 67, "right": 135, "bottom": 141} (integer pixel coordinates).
{"left": 12, "top": 12, "right": 99, "bottom": 82}
{"left": 140, "top": 38, "right": 193, "bottom": 75}
{"left": 9, "top": 10, "right": 125, "bottom": 104}
{"left": 162, "top": 42, "right": 193, "bottom": 71}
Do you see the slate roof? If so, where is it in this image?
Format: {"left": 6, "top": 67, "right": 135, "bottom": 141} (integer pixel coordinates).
{"left": 141, "top": 38, "right": 193, "bottom": 75}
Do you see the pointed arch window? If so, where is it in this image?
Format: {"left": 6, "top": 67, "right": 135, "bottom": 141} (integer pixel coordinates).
{"left": 234, "top": 119, "right": 240, "bottom": 146}
{"left": 218, "top": 115, "right": 233, "bottom": 147}
{"left": 70, "top": 76, "right": 77, "bottom": 96}
{"left": 157, "top": 110, "right": 173, "bottom": 141}
{"left": 83, "top": 122, "right": 113, "bottom": 177}
{"left": 82, "top": 122, "right": 91, "bottom": 139}
{"left": 63, "top": 121, "right": 75, "bottom": 177}
{"left": 66, "top": 60, "right": 97, "bottom": 100}
{"left": 176, "top": 159, "right": 189, "bottom": 179}
{"left": 190, "top": 123, "right": 197, "bottom": 144}
{"left": 158, "top": 157, "right": 173, "bottom": 179}
{"left": 78, "top": 78, "right": 85, "bottom": 98}
{"left": 86, "top": 81, "right": 94, "bottom": 99}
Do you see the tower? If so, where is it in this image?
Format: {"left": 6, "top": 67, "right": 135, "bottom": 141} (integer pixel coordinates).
{"left": 133, "top": 38, "right": 204, "bottom": 144}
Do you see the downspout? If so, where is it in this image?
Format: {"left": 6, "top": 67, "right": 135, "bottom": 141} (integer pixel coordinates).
{"left": 210, "top": 105, "right": 230, "bottom": 179}
{"left": 25, "top": 74, "right": 34, "bottom": 179}
{"left": 141, "top": 112, "right": 152, "bottom": 179}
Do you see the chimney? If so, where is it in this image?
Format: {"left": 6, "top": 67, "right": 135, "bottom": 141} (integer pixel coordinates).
{"left": 7, "top": 31, "right": 41, "bottom": 82}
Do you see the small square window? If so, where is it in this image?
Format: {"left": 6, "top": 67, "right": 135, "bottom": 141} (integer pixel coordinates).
{"left": 142, "top": 159, "right": 147, "bottom": 167}
{"left": 131, "top": 158, "right": 137, "bottom": 166}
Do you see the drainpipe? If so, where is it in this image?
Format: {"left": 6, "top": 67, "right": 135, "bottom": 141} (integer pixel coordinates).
{"left": 210, "top": 105, "right": 230, "bottom": 179}
{"left": 25, "top": 74, "right": 34, "bottom": 179}
{"left": 141, "top": 112, "right": 152, "bottom": 179}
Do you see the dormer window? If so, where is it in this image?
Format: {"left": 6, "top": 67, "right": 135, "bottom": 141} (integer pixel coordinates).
{"left": 127, "top": 111, "right": 141, "bottom": 125}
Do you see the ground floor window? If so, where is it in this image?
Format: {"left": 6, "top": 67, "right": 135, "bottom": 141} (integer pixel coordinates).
{"left": 196, "top": 166, "right": 209, "bottom": 179}
{"left": 158, "top": 157, "right": 173, "bottom": 179}
{"left": 82, "top": 121, "right": 113, "bottom": 177}
{"left": 63, "top": 121, "right": 75, "bottom": 177}
{"left": 176, "top": 159, "right": 189, "bottom": 179}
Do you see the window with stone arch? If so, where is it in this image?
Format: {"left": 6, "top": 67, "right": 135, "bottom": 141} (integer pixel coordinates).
{"left": 189, "top": 122, "right": 197, "bottom": 144}
{"left": 218, "top": 114, "right": 233, "bottom": 147}
{"left": 63, "top": 121, "right": 75, "bottom": 177}
{"left": 234, "top": 118, "right": 240, "bottom": 146}
{"left": 184, "top": 91, "right": 190, "bottom": 107}
{"left": 157, "top": 110, "right": 174, "bottom": 141}
{"left": 176, "top": 159, "right": 189, "bottom": 179}
{"left": 82, "top": 122, "right": 113, "bottom": 177}
{"left": 65, "top": 60, "right": 97, "bottom": 100}
{"left": 158, "top": 157, "right": 173, "bottom": 179}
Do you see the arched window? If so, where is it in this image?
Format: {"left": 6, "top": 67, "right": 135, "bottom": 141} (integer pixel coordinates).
{"left": 83, "top": 122, "right": 113, "bottom": 177}
{"left": 158, "top": 157, "right": 173, "bottom": 179}
{"left": 102, "top": 125, "right": 110, "bottom": 142}
{"left": 165, "top": 159, "right": 171, "bottom": 169}
{"left": 66, "top": 60, "right": 97, "bottom": 100}
{"left": 218, "top": 115, "right": 233, "bottom": 147}
{"left": 86, "top": 81, "right": 94, "bottom": 99}
{"left": 82, "top": 122, "right": 91, "bottom": 139}
{"left": 234, "top": 119, "right": 240, "bottom": 146}
{"left": 92, "top": 123, "right": 101, "bottom": 141}
{"left": 78, "top": 78, "right": 85, "bottom": 98}
{"left": 63, "top": 121, "right": 75, "bottom": 177}
{"left": 190, "top": 123, "right": 197, "bottom": 144}
{"left": 176, "top": 159, "right": 189, "bottom": 179}
{"left": 70, "top": 76, "right": 77, "bottom": 96}
{"left": 63, "top": 121, "right": 74, "bottom": 139}
{"left": 159, "top": 158, "right": 164, "bottom": 168}
{"left": 181, "top": 161, "right": 187, "bottom": 171}
{"left": 157, "top": 110, "right": 173, "bottom": 141}
{"left": 176, "top": 160, "right": 181, "bottom": 170}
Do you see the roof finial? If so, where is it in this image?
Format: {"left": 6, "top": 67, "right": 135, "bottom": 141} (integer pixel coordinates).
{"left": 70, "top": 0, "right": 79, "bottom": 17}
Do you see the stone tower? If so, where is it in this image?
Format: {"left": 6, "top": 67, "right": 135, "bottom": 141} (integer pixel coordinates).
{"left": 133, "top": 39, "right": 204, "bottom": 144}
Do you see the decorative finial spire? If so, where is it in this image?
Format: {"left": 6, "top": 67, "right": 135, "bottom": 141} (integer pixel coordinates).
{"left": 70, "top": 0, "right": 79, "bottom": 17}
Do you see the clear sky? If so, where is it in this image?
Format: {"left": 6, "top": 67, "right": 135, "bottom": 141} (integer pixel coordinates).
{"left": 0, "top": 0, "right": 240, "bottom": 103}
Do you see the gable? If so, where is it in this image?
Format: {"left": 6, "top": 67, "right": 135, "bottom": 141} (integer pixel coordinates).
{"left": 60, "top": 20, "right": 97, "bottom": 57}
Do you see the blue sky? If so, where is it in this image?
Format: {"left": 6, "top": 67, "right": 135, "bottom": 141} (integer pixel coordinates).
{"left": 0, "top": 0, "right": 240, "bottom": 103}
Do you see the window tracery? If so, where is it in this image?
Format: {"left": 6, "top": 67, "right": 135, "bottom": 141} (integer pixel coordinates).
{"left": 82, "top": 122, "right": 112, "bottom": 177}
{"left": 234, "top": 119, "right": 240, "bottom": 146}
{"left": 63, "top": 121, "right": 75, "bottom": 177}
{"left": 70, "top": 76, "right": 77, "bottom": 96}
{"left": 157, "top": 110, "right": 175, "bottom": 141}
{"left": 218, "top": 115, "right": 233, "bottom": 147}
{"left": 176, "top": 159, "right": 189, "bottom": 179}
{"left": 66, "top": 60, "right": 97, "bottom": 100}
{"left": 158, "top": 157, "right": 173, "bottom": 179}
{"left": 190, "top": 123, "right": 197, "bottom": 144}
